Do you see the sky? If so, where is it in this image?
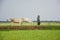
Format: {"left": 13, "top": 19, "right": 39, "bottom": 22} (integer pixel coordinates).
{"left": 0, "top": 0, "right": 60, "bottom": 21}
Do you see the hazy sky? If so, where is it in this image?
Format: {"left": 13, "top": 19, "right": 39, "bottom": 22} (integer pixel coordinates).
{"left": 0, "top": 0, "right": 60, "bottom": 21}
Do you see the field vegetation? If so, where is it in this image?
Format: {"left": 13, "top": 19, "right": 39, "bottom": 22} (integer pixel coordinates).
{"left": 0, "top": 30, "right": 60, "bottom": 40}
{"left": 0, "top": 22, "right": 60, "bottom": 26}
{"left": 0, "top": 22, "right": 60, "bottom": 40}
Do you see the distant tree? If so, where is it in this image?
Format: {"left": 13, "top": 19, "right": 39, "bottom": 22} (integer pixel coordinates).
{"left": 37, "top": 15, "right": 40, "bottom": 25}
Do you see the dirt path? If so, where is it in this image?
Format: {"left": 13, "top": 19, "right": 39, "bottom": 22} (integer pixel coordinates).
{"left": 0, "top": 26, "right": 46, "bottom": 30}
{"left": 0, "top": 26, "right": 60, "bottom": 30}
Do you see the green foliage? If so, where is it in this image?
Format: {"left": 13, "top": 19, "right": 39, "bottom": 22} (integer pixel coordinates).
{"left": 0, "top": 22, "right": 60, "bottom": 26}
{"left": 0, "top": 22, "right": 60, "bottom": 30}
{"left": 0, "top": 30, "right": 60, "bottom": 40}
{"left": 0, "top": 22, "right": 60, "bottom": 40}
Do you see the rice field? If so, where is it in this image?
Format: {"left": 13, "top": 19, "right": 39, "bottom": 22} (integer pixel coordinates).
{"left": 0, "top": 22, "right": 60, "bottom": 26}
{"left": 0, "top": 22, "right": 60, "bottom": 40}
{"left": 0, "top": 30, "right": 60, "bottom": 40}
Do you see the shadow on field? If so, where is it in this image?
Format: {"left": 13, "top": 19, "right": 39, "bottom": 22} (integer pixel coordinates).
{"left": 0, "top": 26, "right": 60, "bottom": 30}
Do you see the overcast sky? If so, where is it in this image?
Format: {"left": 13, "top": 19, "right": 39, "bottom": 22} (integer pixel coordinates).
{"left": 0, "top": 0, "right": 60, "bottom": 21}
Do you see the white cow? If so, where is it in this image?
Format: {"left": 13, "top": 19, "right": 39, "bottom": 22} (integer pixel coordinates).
{"left": 10, "top": 18, "right": 32, "bottom": 24}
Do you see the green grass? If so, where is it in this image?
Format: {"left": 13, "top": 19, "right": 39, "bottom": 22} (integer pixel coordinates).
{"left": 0, "top": 30, "right": 60, "bottom": 40}
{"left": 41, "top": 22, "right": 60, "bottom": 26}
{"left": 0, "top": 22, "right": 60, "bottom": 26}
{"left": 0, "top": 23, "right": 35, "bottom": 26}
{"left": 0, "top": 22, "right": 60, "bottom": 30}
{"left": 0, "top": 22, "right": 60, "bottom": 40}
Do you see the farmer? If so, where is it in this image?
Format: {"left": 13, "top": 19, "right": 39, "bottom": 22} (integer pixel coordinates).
{"left": 37, "top": 15, "right": 40, "bottom": 25}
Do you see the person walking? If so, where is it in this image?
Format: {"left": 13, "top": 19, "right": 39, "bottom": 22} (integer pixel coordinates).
{"left": 37, "top": 15, "right": 40, "bottom": 25}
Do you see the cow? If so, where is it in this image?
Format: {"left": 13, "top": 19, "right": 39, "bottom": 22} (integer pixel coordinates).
{"left": 10, "top": 18, "right": 32, "bottom": 24}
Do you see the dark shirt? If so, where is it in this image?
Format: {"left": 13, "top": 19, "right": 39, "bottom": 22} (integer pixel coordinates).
{"left": 37, "top": 15, "right": 40, "bottom": 25}
{"left": 37, "top": 15, "right": 40, "bottom": 22}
